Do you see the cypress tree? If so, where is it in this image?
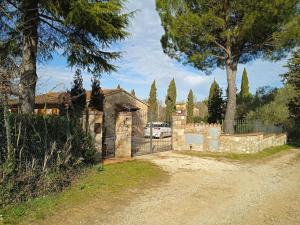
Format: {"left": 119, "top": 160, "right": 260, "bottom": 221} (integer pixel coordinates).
{"left": 148, "top": 81, "right": 158, "bottom": 121}
{"left": 69, "top": 69, "right": 86, "bottom": 117}
{"left": 186, "top": 89, "right": 194, "bottom": 123}
{"left": 131, "top": 89, "right": 136, "bottom": 97}
{"left": 283, "top": 50, "right": 300, "bottom": 124}
{"left": 89, "top": 76, "right": 104, "bottom": 111}
{"left": 240, "top": 68, "right": 250, "bottom": 98}
{"left": 208, "top": 80, "right": 224, "bottom": 124}
{"left": 165, "top": 78, "right": 177, "bottom": 123}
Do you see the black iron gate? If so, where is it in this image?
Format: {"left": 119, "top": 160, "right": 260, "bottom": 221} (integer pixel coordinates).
{"left": 131, "top": 111, "right": 172, "bottom": 156}
{"left": 102, "top": 113, "right": 116, "bottom": 159}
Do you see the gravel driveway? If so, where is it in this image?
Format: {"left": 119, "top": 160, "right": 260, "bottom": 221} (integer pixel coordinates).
{"left": 105, "top": 150, "right": 300, "bottom": 225}
{"left": 41, "top": 149, "right": 300, "bottom": 225}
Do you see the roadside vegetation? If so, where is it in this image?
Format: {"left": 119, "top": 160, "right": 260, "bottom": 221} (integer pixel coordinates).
{"left": 176, "top": 145, "right": 296, "bottom": 161}
{"left": 0, "top": 160, "right": 168, "bottom": 225}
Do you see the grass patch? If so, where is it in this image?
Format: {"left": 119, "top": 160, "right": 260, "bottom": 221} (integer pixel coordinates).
{"left": 176, "top": 145, "right": 295, "bottom": 161}
{"left": 0, "top": 160, "right": 167, "bottom": 225}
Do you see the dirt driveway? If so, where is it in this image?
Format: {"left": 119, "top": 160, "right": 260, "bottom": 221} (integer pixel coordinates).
{"left": 43, "top": 149, "right": 300, "bottom": 225}
{"left": 105, "top": 150, "right": 300, "bottom": 225}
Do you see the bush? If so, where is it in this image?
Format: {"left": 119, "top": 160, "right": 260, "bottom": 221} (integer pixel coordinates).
{"left": 0, "top": 104, "right": 6, "bottom": 164}
{"left": 193, "top": 116, "right": 207, "bottom": 123}
{"left": 0, "top": 114, "right": 96, "bottom": 207}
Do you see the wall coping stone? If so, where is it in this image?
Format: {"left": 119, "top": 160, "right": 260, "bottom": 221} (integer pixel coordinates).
{"left": 221, "top": 132, "right": 263, "bottom": 137}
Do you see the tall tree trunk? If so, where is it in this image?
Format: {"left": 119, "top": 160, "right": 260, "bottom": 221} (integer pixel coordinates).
{"left": 19, "top": 0, "right": 39, "bottom": 114}
{"left": 224, "top": 62, "right": 237, "bottom": 134}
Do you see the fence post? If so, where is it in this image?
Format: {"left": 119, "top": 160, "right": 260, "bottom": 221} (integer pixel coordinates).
{"left": 150, "top": 112, "right": 153, "bottom": 153}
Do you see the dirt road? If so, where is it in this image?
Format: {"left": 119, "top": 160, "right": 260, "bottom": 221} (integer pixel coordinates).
{"left": 43, "top": 149, "right": 300, "bottom": 225}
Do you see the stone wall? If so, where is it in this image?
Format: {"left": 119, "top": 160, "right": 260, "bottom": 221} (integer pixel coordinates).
{"left": 172, "top": 114, "right": 221, "bottom": 151}
{"left": 115, "top": 112, "right": 132, "bottom": 158}
{"left": 219, "top": 133, "right": 287, "bottom": 153}
{"left": 82, "top": 110, "right": 103, "bottom": 160}
{"left": 172, "top": 114, "right": 287, "bottom": 153}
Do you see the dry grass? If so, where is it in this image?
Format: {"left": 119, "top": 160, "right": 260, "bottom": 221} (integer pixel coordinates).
{"left": 176, "top": 145, "right": 295, "bottom": 162}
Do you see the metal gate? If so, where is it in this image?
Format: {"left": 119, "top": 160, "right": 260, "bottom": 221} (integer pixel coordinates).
{"left": 102, "top": 113, "right": 116, "bottom": 159}
{"left": 131, "top": 111, "right": 172, "bottom": 156}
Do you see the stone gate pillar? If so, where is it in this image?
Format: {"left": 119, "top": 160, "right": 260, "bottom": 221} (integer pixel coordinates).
{"left": 83, "top": 110, "right": 103, "bottom": 161}
{"left": 172, "top": 113, "right": 186, "bottom": 151}
{"left": 115, "top": 112, "right": 132, "bottom": 158}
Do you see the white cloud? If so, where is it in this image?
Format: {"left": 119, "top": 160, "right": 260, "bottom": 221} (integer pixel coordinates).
{"left": 110, "top": 0, "right": 212, "bottom": 101}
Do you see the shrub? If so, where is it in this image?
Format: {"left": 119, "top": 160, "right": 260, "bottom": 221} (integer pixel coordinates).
{"left": 0, "top": 114, "right": 96, "bottom": 207}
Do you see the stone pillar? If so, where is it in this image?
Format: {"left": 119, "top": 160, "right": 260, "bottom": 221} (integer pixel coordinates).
{"left": 115, "top": 112, "right": 132, "bottom": 158}
{"left": 206, "top": 124, "right": 221, "bottom": 152}
{"left": 83, "top": 110, "right": 103, "bottom": 161}
{"left": 172, "top": 114, "right": 186, "bottom": 151}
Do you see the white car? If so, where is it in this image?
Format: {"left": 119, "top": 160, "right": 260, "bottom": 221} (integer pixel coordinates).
{"left": 144, "top": 122, "right": 172, "bottom": 138}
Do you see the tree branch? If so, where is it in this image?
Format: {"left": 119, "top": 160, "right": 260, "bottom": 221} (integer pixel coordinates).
{"left": 213, "top": 40, "right": 229, "bottom": 56}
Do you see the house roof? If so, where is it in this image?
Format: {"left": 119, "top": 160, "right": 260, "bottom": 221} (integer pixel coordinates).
{"left": 9, "top": 88, "right": 148, "bottom": 107}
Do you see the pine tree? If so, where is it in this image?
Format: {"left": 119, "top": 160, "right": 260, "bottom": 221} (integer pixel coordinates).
{"left": 131, "top": 89, "right": 136, "bottom": 97}
{"left": 240, "top": 68, "right": 250, "bottom": 98}
{"left": 89, "top": 76, "right": 104, "bottom": 111}
{"left": 117, "top": 84, "right": 121, "bottom": 89}
{"left": 156, "top": 0, "right": 299, "bottom": 133}
{"left": 165, "top": 78, "right": 177, "bottom": 123}
{"left": 69, "top": 69, "right": 86, "bottom": 117}
{"left": 148, "top": 81, "right": 158, "bottom": 121}
{"left": 186, "top": 89, "right": 194, "bottom": 123}
{"left": 208, "top": 80, "right": 224, "bottom": 124}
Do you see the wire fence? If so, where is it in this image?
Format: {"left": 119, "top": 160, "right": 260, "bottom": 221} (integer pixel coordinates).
{"left": 221, "top": 120, "right": 284, "bottom": 134}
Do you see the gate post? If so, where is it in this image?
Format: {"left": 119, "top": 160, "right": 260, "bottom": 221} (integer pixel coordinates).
{"left": 115, "top": 112, "right": 132, "bottom": 158}
{"left": 83, "top": 110, "right": 103, "bottom": 161}
{"left": 172, "top": 113, "right": 186, "bottom": 151}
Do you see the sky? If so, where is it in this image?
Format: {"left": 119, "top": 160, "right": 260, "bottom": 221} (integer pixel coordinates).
{"left": 37, "top": 0, "right": 289, "bottom": 102}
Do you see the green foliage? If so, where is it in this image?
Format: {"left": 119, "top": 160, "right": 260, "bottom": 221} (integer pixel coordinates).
{"left": 148, "top": 81, "right": 158, "bottom": 121}
{"left": 156, "top": 0, "right": 299, "bottom": 133}
{"left": 193, "top": 116, "right": 207, "bottom": 123}
{"left": 208, "top": 80, "right": 224, "bottom": 123}
{"left": 236, "top": 69, "right": 252, "bottom": 120}
{"left": 69, "top": 69, "right": 86, "bottom": 117}
{"left": 186, "top": 89, "right": 194, "bottom": 123}
{"left": 282, "top": 50, "right": 300, "bottom": 142}
{"left": 131, "top": 89, "right": 136, "bottom": 97}
{"left": 246, "top": 86, "right": 295, "bottom": 125}
{"left": 1, "top": 161, "right": 167, "bottom": 225}
{"left": 89, "top": 76, "right": 104, "bottom": 111}
{"left": 165, "top": 78, "right": 177, "bottom": 122}
{"left": 0, "top": 0, "right": 130, "bottom": 74}
{"left": 0, "top": 114, "right": 96, "bottom": 207}
{"left": 240, "top": 68, "right": 250, "bottom": 98}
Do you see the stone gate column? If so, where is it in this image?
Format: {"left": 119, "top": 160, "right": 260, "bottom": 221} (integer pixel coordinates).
{"left": 83, "top": 110, "right": 103, "bottom": 161}
{"left": 172, "top": 113, "right": 186, "bottom": 151}
{"left": 115, "top": 112, "right": 132, "bottom": 158}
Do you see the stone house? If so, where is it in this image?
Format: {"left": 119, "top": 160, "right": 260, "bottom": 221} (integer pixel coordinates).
{"left": 9, "top": 88, "right": 149, "bottom": 138}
